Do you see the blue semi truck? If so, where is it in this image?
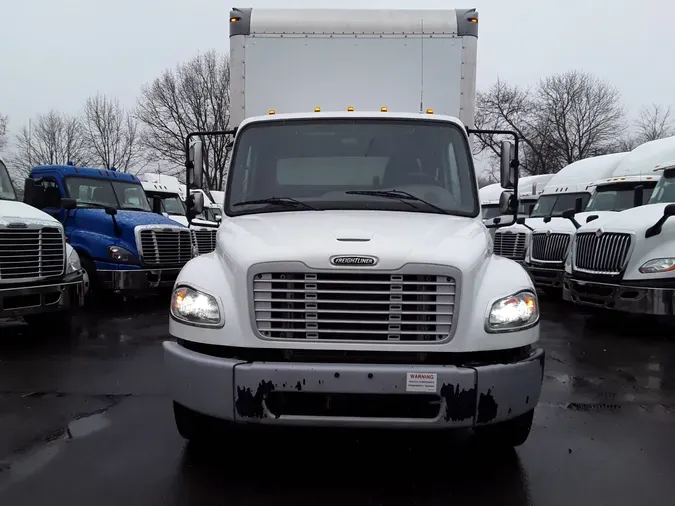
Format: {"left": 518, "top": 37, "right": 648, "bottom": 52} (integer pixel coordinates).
{"left": 23, "top": 165, "right": 194, "bottom": 300}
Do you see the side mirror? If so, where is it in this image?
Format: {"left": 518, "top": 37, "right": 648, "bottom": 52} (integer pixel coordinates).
{"left": 645, "top": 203, "right": 675, "bottom": 238}
{"left": 23, "top": 178, "right": 45, "bottom": 208}
{"left": 189, "top": 140, "right": 204, "bottom": 189}
{"left": 152, "top": 196, "right": 163, "bottom": 214}
{"left": 561, "top": 208, "right": 575, "bottom": 219}
{"left": 60, "top": 198, "right": 77, "bottom": 211}
{"left": 633, "top": 185, "right": 645, "bottom": 208}
{"left": 664, "top": 203, "right": 675, "bottom": 217}
{"left": 516, "top": 217, "right": 526, "bottom": 225}
{"left": 498, "top": 190, "right": 516, "bottom": 214}
{"left": 499, "top": 140, "right": 516, "bottom": 190}
{"left": 574, "top": 197, "right": 583, "bottom": 213}
{"left": 105, "top": 207, "right": 117, "bottom": 216}
{"left": 192, "top": 192, "right": 205, "bottom": 215}
{"left": 492, "top": 217, "right": 502, "bottom": 225}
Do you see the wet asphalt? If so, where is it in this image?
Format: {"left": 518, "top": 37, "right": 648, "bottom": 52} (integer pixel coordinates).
{"left": 0, "top": 296, "right": 674, "bottom": 506}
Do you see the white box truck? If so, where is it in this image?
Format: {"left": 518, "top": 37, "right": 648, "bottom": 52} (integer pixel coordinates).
{"left": 0, "top": 158, "right": 86, "bottom": 328}
{"left": 164, "top": 7, "right": 544, "bottom": 448}
{"left": 563, "top": 136, "right": 675, "bottom": 313}
{"left": 522, "top": 153, "right": 628, "bottom": 292}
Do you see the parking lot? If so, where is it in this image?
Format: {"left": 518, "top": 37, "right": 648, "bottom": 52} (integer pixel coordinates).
{"left": 0, "top": 296, "right": 674, "bottom": 506}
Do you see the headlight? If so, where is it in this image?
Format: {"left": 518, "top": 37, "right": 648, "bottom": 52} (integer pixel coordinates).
{"left": 170, "top": 285, "right": 222, "bottom": 326}
{"left": 108, "top": 245, "right": 136, "bottom": 263}
{"left": 66, "top": 245, "right": 81, "bottom": 274}
{"left": 486, "top": 290, "right": 539, "bottom": 333}
{"left": 639, "top": 258, "right": 675, "bottom": 274}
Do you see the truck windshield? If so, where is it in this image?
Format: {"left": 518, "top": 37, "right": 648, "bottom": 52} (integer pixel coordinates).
{"left": 519, "top": 198, "right": 536, "bottom": 216}
{"left": 145, "top": 191, "right": 186, "bottom": 216}
{"left": 530, "top": 192, "right": 591, "bottom": 218}
{"left": 226, "top": 118, "right": 478, "bottom": 217}
{"left": 586, "top": 182, "right": 656, "bottom": 211}
{"left": 65, "top": 177, "right": 152, "bottom": 212}
{"left": 647, "top": 169, "right": 675, "bottom": 204}
{"left": 0, "top": 160, "right": 17, "bottom": 201}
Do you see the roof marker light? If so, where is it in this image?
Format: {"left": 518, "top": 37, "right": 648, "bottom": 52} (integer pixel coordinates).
{"left": 426, "top": 108, "right": 434, "bottom": 114}
{"left": 230, "top": 17, "right": 240, "bottom": 23}
{"left": 381, "top": 106, "right": 388, "bottom": 112}
{"left": 347, "top": 106, "right": 354, "bottom": 112}
{"left": 268, "top": 109, "right": 275, "bottom": 115}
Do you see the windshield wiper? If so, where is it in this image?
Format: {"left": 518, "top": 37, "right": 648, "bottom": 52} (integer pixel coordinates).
{"left": 345, "top": 190, "right": 449, "bottom": 215}
{"left": 233, "top": 197, "right": 318, "bottom": 211}
{"left": 122, "top": 206, "right": 150, "bottom": 212}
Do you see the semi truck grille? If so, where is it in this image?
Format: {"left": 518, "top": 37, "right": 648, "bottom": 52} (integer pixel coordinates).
{"left": 493, "top": 231, "right": 527, "bottom": 260}
{"left": 531, "top": 232, "right": 571, "bottom": 263}
{"left": 0, "top": 227, "right": 64, "bottom": 281}
{"left": 192, "top": 229, "right": 217, "bottom": 255}
{"left": 574, "top": 232, "right": 631, "bottom": 275}
{"left": 138, "top": 228, "right": 193, "bottom": 266}
{"left": 252, "top": 272, "right": 456, "bottom": 342}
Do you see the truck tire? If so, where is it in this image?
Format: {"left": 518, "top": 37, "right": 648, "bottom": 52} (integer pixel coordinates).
{"left": 473, "top": 409, "right": 534, "bottom": 448}
{"left": 173, "top": 402, "right": 223, "bottom": 443}
{"left": 80, "top": 256, "right": 98, "bottom": 304}
{"left": 24, "top": 310, "right": 73, "bottom": 333}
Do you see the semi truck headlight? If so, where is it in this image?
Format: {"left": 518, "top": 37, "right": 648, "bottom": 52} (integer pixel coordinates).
{"left": 66, "top": 245, "right": 82, "bottom": 274}
{"left": 486, "top": 290, "right": 539, "bottom": 332}
{"left": 108, "top": 245, "right": 136, "bottom": 263}
{"left": 171, "top": 286, "right": 222, "bottom": 326}
{"left": 639, "top": 258, "right": 675, "bottom": 274}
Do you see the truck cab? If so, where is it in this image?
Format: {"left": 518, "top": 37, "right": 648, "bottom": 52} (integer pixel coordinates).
{"left": 563, "top": 138, "right": 675, "bottom": 314}
{"left": 140, "top": 173, "right": 190, "bottom": 227}
{"left": 24, "top": 165, "right": 194, "bottom": 298}
{"left": 164, "top": 6, "right": 544, "bottom": 449}
{"left": 491, "top": 174, "right": 553, "bottom": 263}
{"left": 1, "top": 158, "right": 84, "bottom": 327}
{"left": 522, "top": 152, "right": 628, "bottom": 293}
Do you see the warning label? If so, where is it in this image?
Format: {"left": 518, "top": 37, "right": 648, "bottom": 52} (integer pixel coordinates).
{"left": 406, "top": 372, "right": 438, "bottom": 393}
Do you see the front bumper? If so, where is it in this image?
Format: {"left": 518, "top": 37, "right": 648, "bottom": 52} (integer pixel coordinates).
{"left": 563, "top": 276, "right": 675, "bottom": 316}
{"left": 164, "top": 341, "right": 545, "bottom": 429}
{"left": 97, "top": 267, "right": 182, "bottom": 291}
{"left": 524, "top": 264, "right": 564, "bottom": 290}
{"left": 0, "top": 270, "right": 85, "bottom": 318}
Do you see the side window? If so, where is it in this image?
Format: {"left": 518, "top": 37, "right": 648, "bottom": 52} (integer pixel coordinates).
{"left": 40, "top": 178, "right": 62, "bottom": 209}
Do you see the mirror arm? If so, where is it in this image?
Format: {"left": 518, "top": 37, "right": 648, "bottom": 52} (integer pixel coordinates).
{"left": 645, "top": 215, "right": 669, "bottom": 239}
{"left": 566, "top": 217, "right": 581, "bottom": 230}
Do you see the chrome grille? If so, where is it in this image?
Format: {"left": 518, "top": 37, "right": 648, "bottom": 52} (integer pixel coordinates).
{"left": 192, "top": 229, "right": 217, "bottom": 255}
{"left": 493, "top": 231, "right": 527, "bottom": 260}
{"left": 0, "top": 227, "right": 64, "bottom": 281}
{"left": 531, "top": 232, "right": 571, "bottom": 263}
{"left": 138, "top": 227, "right": 193, "bottom": 266}
{"left": 253, "top": 272, "right": 456, "bottom": 342}
{"left": 574, "top": 232, "right": 631, "bottom": 275}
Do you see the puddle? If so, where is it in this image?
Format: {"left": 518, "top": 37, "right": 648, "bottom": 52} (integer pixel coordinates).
{"left": 0, "top": 411, "right": 111, "bottom": 490}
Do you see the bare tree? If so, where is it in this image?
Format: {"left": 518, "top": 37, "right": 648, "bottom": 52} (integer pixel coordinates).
{"left": 475, "top": 71, "right": 625, "bottom": 177}
{"left": 136, "top": 50, "right": 231, "bottom": 190}
{"left": 635, "top": 103, "right": 674, "bottom": 142}
{"left": 82, "top": 94, "right": 141, "bottom": 171}
{"left": 0, "top": 113, "right": 7, "bottom": 151}
{"left": 11, "top": 110, "right": 89, "bottom": 175}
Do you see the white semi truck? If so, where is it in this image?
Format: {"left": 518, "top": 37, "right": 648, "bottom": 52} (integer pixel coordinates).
{"left": 141, "top": 173, "right": 220, "bottom": 255}
{"left": 491, "top": 174, "right": 553, "bottom": 262}
{"left": 164, "top": 7, "right": 544, "bottom": 448}
{"left": 563, "top": 136, "right": 675, "bottom": 314}
{"left": 0, "top": 158, "right": 85, "bottom": 328}
{"left": 522, "top": 153, "right": 628, "bottom": 292}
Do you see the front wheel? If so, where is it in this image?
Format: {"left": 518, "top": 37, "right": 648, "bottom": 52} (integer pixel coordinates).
{"left": 473, "top": 409, "right": 534, "bottom": 448}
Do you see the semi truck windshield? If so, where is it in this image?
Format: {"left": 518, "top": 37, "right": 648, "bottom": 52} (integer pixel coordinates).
{"left": 226, "top": 119, "right": 478, "bottom": 217}
{"left": 146, "top": 191, "right": 187, "bottom": 216}
{"left": 647, "top": 170, "right": 675, "bottom": 204}
{"left": 65, "top": 177, "right": 152, "bottom": 211}
{"left": 0, "top": 161, "right": 17, "bottom": 201}
{"left": 586, "top": 182, "right": 656, "bottom": 211}
{"left": 530, "top": 192, "right": 591, "bottom": 218}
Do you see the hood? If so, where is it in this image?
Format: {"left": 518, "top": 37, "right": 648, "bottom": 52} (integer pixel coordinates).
{"left": 69, "top": 209, "right": 186, "bottom": 252}
{"left": 577, "top": 204, "right": 673, "bottom": 235}
{"left": 0, "top": 200, "right": 60, "bottom": 228}
{"left": 166, "top": 213, "right": 189, "bottom": 227}
{"left": 525, "top": 216, "right": 577, "bottom": 234}
{"left": 218, "top": 210, "right": 489, "bottom": 271}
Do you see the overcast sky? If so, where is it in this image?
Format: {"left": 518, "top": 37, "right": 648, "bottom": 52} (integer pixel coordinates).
{"left": 1, "top": 0, "right": 672, "bottom": 158}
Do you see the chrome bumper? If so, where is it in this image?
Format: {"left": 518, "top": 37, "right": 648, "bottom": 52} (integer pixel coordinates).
{"left": 98, "top": 268, "right": 182, "bottom": 291}
{"left": 0, "top": 271, "right": 84, "bottom": 318}
{"left": 164, "top": 341, "right": 545, "bottom": 429}
{"left": 563, "top": 277, "right": 675, "bottom": 316}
